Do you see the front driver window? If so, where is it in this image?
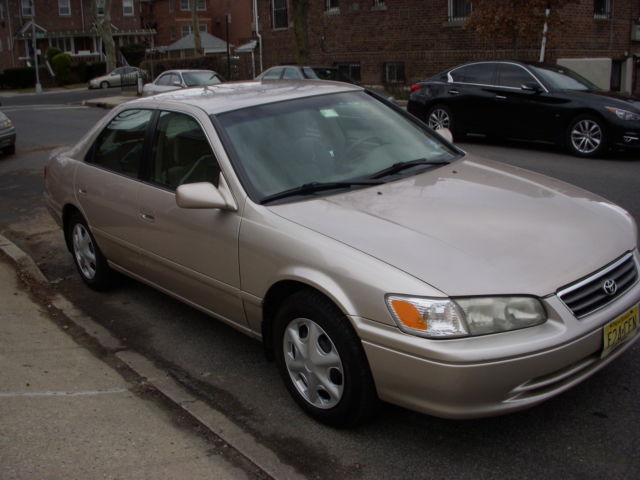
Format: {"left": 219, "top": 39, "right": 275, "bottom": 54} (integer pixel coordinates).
{"left": 149, "top": 111, "right": 221, "bottom": 190}
{"left": 89, "top": 109, "right": 153, "bottom": 178}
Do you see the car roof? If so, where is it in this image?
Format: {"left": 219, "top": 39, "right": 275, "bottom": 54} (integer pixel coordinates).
{"left": 128, "top": 80, "right": 363, "bottom": 115}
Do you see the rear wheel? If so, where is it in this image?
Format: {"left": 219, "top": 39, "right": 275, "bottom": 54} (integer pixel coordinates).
{"left": 67, "top": 212, "right": 113, "bottom": 290}
{"left": 273, "top": 290, "right": 378, "bottom": 427}
{"left": 567, "top": 115, "right": 607, "bottom": 157}
{"left": 100, "top": 81, "right": 110, "bottom": 89}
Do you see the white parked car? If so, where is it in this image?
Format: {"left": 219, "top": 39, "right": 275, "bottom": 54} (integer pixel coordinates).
{"left": 88, "top": 66, "right": 147, "bottom": 89}
{"left": 142, "top": 69, "right": 224, "bottom": 96}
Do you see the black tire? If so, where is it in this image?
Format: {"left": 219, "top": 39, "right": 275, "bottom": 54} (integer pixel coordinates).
{"left": 100, "top": 81, "right": 110, "bottom": 89}
{"left": 426, "top": 104, "right": 461, "bottom": 140}
{"left": 566, "top": 114, "right": 608, "bottom": 158}
{"left": 273, "top": 289, "right": 379, "bottom": 427}
{"left": 3, "top": 144, "right": 15, "bottom": 155}
{"left": 66, "top": 212, "right": 113, "bottom": 290}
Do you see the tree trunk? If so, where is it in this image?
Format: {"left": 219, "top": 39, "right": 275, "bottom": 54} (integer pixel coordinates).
{"left": 191, "top": 0, "right": 203, "bottom": 56}
{"left": 95, "top": 0, "right": 117, "bottom": 72}
{"left": 292, "top": 0, "right": 309, "bottom": 65}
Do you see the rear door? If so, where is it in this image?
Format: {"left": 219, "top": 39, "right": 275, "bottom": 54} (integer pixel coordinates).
{"left": 75, "top": 108, "right": 155, "bottom": 273}
{"left": 447, "top": 62, "right": 497, "bottom": 134}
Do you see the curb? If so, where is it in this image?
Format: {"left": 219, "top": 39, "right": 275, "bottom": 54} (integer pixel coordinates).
{"left": 0, "top": 232, "right": 306, "bottom": 480}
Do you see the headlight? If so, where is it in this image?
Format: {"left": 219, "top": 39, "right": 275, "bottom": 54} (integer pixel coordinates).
{"left": 605, "top": 106, "right": 640, "bottom": 121}
{"left": 0, "top": 119, "right": 12, "bottom": 129}
{"left": 386, "top": 295, "right": 546, "bottom": 338}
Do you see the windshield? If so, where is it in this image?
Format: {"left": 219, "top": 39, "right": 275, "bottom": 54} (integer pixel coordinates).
{"left": 529, "top": 65, "right": 600, "bottom": 91}
{"left": 182, "top": 71, "right": 222, "bottom": 87}
{"left": 216, "top": 92, "right": 458, "bottom": 202}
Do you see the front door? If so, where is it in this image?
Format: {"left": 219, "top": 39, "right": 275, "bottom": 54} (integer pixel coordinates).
{"left": 135, "top": 109, "right": 245, "bottom": 327}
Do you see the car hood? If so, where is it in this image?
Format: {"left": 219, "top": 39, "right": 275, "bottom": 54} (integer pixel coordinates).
{"left": 268, "top": 156, "right": 637, "bottom": 297}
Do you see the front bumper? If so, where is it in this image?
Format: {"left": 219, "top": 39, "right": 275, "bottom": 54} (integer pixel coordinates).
{"left": 0, "top": 127, "right": 16, "bottom": 148}
{"left": 355, "top": 259, "right": 640, "bottom": 419}
{"left": 608, "top": 118, "right": 640, "bottom": 149}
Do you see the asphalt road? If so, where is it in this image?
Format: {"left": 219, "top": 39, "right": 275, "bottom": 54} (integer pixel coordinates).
{"left": 1, "top": 93, "right": 639, "bottom": 480}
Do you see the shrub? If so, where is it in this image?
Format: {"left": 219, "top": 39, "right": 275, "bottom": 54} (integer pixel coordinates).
{"left": 3, "top": 67, "right": 36, "bottom": 89}
{"left": 46, "top": 47, "right": 63, "bottom": 64}
{"left": 51, "top": 53, "right": 73, "bottom": 85}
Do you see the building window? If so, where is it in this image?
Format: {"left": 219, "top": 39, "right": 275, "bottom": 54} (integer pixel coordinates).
{"left": 385, "top": 62, "right": 405, "bottom": 83}
{"left": 181, "top": 24, "right": 207, "bottom": 37}
{"left": 180, "top": 0, "right": 205, "bottom": 11}
{"left": 448, "top": 0, "right": 471, "bottom": 22}
{"left": 21, "top": 0, "right": 33, "bottom": 17}
{"left": 326, "top": 0, "right": 339, "bottom": 10}
{"left": 58, "top": 0, "right": 71, "bottom": 16}
{"left": 272, "top": 0, "right": 288, "bottom": 29}
{"left": 594, "top": 0, "right": 611, "bottom": 19}
{"left": 335, "top": 62, "right": 361, "bottom": 83}
{"left": 169, "top": 0, "right": 174, "bottom": 12}
{"left": 96, "top": 0, "right": 105, "bottom": 16}
{"left": 123, "top": 0, "right": 134, "bottom": 16}
{"left": 170, "top": 25, "right": 176, "bottom": 40}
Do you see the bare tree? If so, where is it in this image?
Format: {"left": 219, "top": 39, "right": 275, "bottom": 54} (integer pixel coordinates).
{"left": 94, "top": 0, "right": 117, "bottom": 71}
{"left": 191, "top": 0, "right": 203, "bottom": 55}
{"left": 465, "top": 0, "right": 577, "bottom": 58}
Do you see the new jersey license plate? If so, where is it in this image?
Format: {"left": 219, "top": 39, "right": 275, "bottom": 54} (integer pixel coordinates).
{"left": 602, "top": 305, "right": 639, "bottom": 358}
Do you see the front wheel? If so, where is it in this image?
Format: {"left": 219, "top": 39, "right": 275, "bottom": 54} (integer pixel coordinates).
{"left": 67, "top": 212, "right": 113, "bottom": 290}
{"left": 100, "top": 81, "right": 110, "bottom": 89}
{"left": 567, "top": 115, "right": 608, "bottom": 157}
{"left": 273, "top": 290, "right": 378, "bottom": 427}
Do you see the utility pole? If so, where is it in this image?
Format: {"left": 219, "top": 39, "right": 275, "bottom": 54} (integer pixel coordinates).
{"left": 32, "top": 1, "right": 42, "bottom": 93}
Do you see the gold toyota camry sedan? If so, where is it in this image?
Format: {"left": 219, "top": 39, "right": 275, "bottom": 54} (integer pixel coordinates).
{"left": 44, "top": 81, "right": 640, "bottom": 427}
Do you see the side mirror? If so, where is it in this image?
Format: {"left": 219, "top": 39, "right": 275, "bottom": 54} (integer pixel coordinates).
{"left": 435, "top": 127, "right": 454, "bottom": 144}
{"left": 176, "top": 182, "right": 235, "bottom": 210}
{"left": 521, "top": 82, "right": 542, "bottom": 93}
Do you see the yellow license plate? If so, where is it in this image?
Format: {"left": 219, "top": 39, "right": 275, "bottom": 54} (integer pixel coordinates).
{"left": 602, "top": 305, "right": 639, "bottom": 358}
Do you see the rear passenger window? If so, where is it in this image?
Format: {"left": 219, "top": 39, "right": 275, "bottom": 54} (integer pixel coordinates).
{"left": 149, "top": 111, "right": 220, "bottom": 190}
{"left": 89, "top": 109, "right": 153, "bottom": 178}
{"left": 262, "top": 67, "right": 284, "bottom": 80}
{"left": 450, "top": 63, "right": 495, "bottom": 85}
{"left": 282, "top": 68, "right": 300, "bottom": 79}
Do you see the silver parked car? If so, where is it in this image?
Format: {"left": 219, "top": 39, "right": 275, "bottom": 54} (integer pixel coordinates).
{"left": 142, "top": 69, "right": 224, "bottom": 96}
{"left": 44, "top": 81, "right": 640, "bottom": 427}
{"left": 88, "top": 66, "right": 147, "bottom": 89}
{"left": 0, "top": 110, "right": 16, "bottom": 155}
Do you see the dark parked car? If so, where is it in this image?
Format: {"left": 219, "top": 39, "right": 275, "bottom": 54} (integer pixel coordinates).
{"left": 407, "top": 61, "right": 640, "bottom": 157}
{"left": 256, "top": 65, "right": 357, "bottom": 84}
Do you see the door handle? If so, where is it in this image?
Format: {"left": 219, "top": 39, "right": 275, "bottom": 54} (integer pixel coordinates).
{"left": 139, "top": 212, "right": 155, "bottom": 222}
{"left": 495, "top": 95, "right": 507, "bottom": 100}
{"left": 448, "top": 89, "right": 459, "bottom": 95}
{"left": 77, "top": 187, "right": 87, "bottom": 196}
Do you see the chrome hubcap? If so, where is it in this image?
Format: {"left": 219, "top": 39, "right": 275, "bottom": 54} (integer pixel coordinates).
{"left": 571, "top": 119, "right": 602, "bottom": 154}
{"left": 428, "top": 108, "right": 450, "bottom": 130}
{"left": 283, "top": 318, "right": 344, "bottom": 409}
{"left": 72, "top": 224, "right": 97, "bottom": 280}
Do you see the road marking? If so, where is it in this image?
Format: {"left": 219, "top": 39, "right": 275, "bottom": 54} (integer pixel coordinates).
{"left": 1, "top": 105, "right": 89, "bottom": 112}
{"left": 0, "top": 388, "right": 128, "bottom": 398}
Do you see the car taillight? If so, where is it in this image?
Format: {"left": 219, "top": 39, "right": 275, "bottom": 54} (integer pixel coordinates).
{"left": 410, "top": 84, "right": 423, "bottom": 93}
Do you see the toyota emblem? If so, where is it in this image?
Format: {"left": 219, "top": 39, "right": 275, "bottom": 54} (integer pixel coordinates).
{"left": 602, "top": 279, "right": 618, "bottom": 296}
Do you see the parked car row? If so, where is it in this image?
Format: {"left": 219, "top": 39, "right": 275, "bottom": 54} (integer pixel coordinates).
{"left": 88, "top": 66, "right": 148, "bottom": 89}
{"left": 46, "top": 80, "right": 640, "bottom": 427}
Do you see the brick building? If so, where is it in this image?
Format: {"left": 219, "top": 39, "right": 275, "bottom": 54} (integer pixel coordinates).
{"left": 256, "top": 0, "right": 640, "bottom": 93}
{"left": 141, "top": 0, "right": 254, "bottom": 50}
{"left": 0, "top": 0, "right": 155, "bottom": 71}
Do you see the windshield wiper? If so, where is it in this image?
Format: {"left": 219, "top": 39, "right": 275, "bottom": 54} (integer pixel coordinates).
{"left": 369, "top": 158, "right": 450, "bottom": 179}
{"left": 260, "top": 180, "right": 383, "bottom": 204}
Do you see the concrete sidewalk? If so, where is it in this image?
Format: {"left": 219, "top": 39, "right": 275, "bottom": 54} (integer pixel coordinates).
{"left": 0, "top": 254, "right": 255, "bottom": 479}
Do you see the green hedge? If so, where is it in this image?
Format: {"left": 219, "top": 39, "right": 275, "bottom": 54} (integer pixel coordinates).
{"left": 2, "top": 67, "right": 36, "bottom": 89}
{"left": 52, "top": 53, "right": 73, "bottom": 85}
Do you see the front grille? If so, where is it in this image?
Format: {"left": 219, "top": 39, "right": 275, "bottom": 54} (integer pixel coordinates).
{"left": 557, "top": 252, "right": 638, "bottom": 318}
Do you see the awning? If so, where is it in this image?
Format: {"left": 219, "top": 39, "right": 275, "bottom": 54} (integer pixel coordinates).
{"left": 166, "top": 32, "right": 229, "bottom": 53}
{"left": 235, "top": 40, "right": 257, "bottom": 53}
